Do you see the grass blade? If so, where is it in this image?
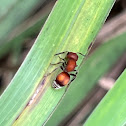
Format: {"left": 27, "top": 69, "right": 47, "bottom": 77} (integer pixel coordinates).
{"left": 84, "top": 69, "right": 126, "bottom": 126}
{"left": 46, "top": 32, "right": 126, "bottom": 126}
{"left": 0, "top": 0, "right": 115, "bottom": 125}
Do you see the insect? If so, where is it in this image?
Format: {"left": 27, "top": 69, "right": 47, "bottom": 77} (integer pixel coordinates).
{"left": 52, "top": 52, "right": 85, "bottom": 89}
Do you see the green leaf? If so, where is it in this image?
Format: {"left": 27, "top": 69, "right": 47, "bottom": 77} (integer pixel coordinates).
{"left": 0, "top": 0, "right": 115, "bottom": 126}
{"left": 84, "top": 69, "right": 126, "bottom": 126}
{"left": 46, "top": 32, "right": 126, "bottom": 126}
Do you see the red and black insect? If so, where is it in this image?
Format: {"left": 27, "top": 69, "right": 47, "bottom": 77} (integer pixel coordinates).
{"left": 52, "top": 52, "right": 85, "bottom": 89}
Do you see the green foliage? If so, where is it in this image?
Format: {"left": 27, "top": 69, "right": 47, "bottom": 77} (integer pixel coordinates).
{"left": 0, "top": 0, "right": 121, "bottom": 126}
{"left": 84, "top": 69, "right": 126, "bottom": 126}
